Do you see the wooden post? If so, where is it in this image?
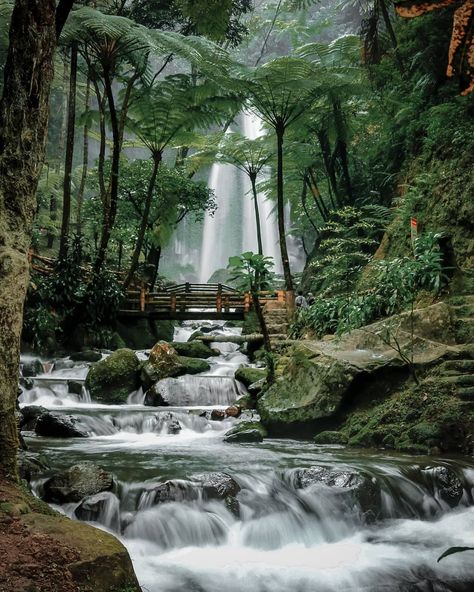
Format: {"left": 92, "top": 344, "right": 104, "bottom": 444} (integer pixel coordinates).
{"left": 140, "top": 284, "right": 146, "bottom": 312}
{"left": 244, "top": 292, "right": 251, "bottom": 313}
{"left": 171, "top": 293, "right": 177, "bottom": 313}
{"left": 286, "top": 290, "right": 295, "bottom": 321}
{"left": 216, "top": 283, "right": 222, "bottom": 313}
{"left": 185, "top": 282, "right": 190, "bottom": 293}
{"left": 277, "top": 290, "right": 285, "bottom": 303}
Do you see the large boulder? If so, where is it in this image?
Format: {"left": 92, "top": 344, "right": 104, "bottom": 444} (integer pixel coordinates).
{"left": 257, "top": 345, "right": 360, "bottom": 436}
{"left": 235, "top": 367, "right": 267, "bottom": 389}
{"left": 20, "top": 405, "right": 49, "bottom": 431}
{"left": 85, "top": 348, "right": 140, "bottom": 404}
{"left": 140, "top": 342, "right": 184, "bottom": 390}
{"left": 224, "top": 421, "right": 267, "bottom": 443}
{"left": 171, "top": 340, "right": 216, "bottom": 359}
{"left": 139, "top": 472, "right": 240, "bottom": 513}
{"left": 35, "top": 412, "right": 88, "bottom": 438}
{"left": 43, "top": 461, "right": 113, "bottom": 503}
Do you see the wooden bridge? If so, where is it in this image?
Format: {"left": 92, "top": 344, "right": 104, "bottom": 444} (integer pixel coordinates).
{"left": 121, "top": 283, "right": 288, "bottom": 321}
{"left": 29, "top": 252, "right": 289, "bottom": 321}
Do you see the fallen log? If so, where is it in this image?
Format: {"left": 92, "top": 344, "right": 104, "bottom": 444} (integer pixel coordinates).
{"left": 196, "top": 333, "right": 264, "bottom": 344}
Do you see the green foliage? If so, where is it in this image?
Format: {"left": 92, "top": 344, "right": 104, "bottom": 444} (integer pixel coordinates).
{"left": 82, "top": 269, "right": 124, "bottom": 327}
{"left": 228, "top": 251, "right": 274, "bottom": 293}
{"left": 306, "top": 206, "right": 391, "bottom": 296}
{"left": 292, "top": 231, "right": 447, "bottom": 337}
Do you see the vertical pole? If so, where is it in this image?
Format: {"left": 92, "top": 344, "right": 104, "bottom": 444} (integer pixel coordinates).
{"left": 140, "top": 284, "right": 146, "bottom": 312}
{"left": 217, "top": 284, "right": 222, "bottom": 313}
{"left": 171, "top": 293, "right": 177, "bottom": 313}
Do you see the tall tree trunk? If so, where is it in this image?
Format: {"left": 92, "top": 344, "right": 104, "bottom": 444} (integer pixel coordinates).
{"left": 59, "top": 41, "right": 78, "bottom": 259}
{"left": 47, "top": 55, "right": 69, "bottom": 249}
{"left": 147, "top": 245, "right": 162, "bottom": 289}
{"left": 251, "top": 293, "right": 272, "bottom": 353}
{"left": 276, "top": 124, "right": 293, "bottom": 291}
{"left": 317, "top": 129, "right": 340, "bottom": 208}
{"left": 249, "top": 172, "right": 264, "bottom": 256}
{"left": 76, "top": 75, "right": 91, "bottom": 237}
{"left": 0, "top": 0, "right": 72, "bottom": 482}
{"left": 379, "top": 0, "right": 405, "bottom": 75}
{"left": 123, "top": 152, "right": 162, "bottom": 289}
{"left": 94, "top": 68, "right": 121, "bottom": 273}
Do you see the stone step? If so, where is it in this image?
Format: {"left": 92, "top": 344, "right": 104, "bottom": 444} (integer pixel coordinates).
{"left": 457, "top": 387, "right": 474, "bottom": 400}
{"left": 440, "top": 359, "right": 474, "bottom": 373}
{"left": 440, "top": 374, "right": 474, "bottom": 387}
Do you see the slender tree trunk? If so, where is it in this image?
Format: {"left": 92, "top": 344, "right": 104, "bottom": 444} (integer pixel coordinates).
{"left": 147, "top": 245, "right": 162, "bottom": 289}
{"left": 251, "top": 293, "right": 271, "bottom": 352}
{"left": 379, "top": 0, "right": 405, "bottom": 75}
{"left": 317, "top": 129, "right": 340, "bottom": 208}
{"left": 76, "top": 75, "right": 91, "bottom": 237}
{"left": 331, "top": 100, "right": 353, "bottom": 205}
{"left": 0, "top": 0, "right": 72, "bottom": 481}
{"left": 276, "top": 124, "right": 293, "bottom": 291}
{"left": 249, "top": 173, "right": 264, "bottom": 256}
{"left": 59, "top": 41, "right": 78, "bottom": 259}
{"left": 94, "top": 68, "right": 121, "bottom": 273}
{"left": 123, "top": 152, "right": 162, "bottom": 289}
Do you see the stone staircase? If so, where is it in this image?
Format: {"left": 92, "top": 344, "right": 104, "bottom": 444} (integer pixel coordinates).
{"left": 263, "top": 301, "right": 289, "bottom": 342}
{"left": 435, "top": 349, "right": 474, "bottom": 407}
{"left": 450, "top": 294, "right": 474, "bottom": 345}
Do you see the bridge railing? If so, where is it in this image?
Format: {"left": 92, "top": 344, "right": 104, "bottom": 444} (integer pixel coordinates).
{"left": 122, "top": 287, "right": 287, "bottom": 314}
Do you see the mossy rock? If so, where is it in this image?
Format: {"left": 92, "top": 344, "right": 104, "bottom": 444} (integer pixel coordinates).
{"left": 171, "top": 340, "right": 216, "bottom": 359}
{"left": 177, "top": 356, "right": 210, "bottom": 375}
{"left": 313, "top": 431, "right": 348, "bottom": 445}
{"left": 234, "top": 367, "right": 267, "bottom": 388}
{"left": 224, "top": 421, "right": 267, "bottom": 443}
{"left": 0, "top": 481, "right": 140, "bottom": 592}
{"left": 85, "top": 349, "right": 140, "bottom": 404}
{"left": 117, "top": 318, "right": 174, "bottom": 349}
{"left": 234, "top": 394, "right": 256, "bottom": 410}
{"left": 69, "top": 350, "right": 102, "bottom": 363}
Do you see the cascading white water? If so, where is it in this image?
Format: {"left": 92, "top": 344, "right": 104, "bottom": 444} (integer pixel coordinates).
{"left": 197, "top": 113, "right": 305, "bottom": 283}
{"left": 199, "top": 156, "right": 242, "bottom": 283}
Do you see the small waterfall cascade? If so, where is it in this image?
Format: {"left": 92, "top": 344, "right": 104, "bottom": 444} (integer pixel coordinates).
{"left": 20, "top": 322, "right": 474, "bottom": 592}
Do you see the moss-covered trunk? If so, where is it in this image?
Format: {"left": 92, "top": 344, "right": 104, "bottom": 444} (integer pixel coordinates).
{"left": 0, "top": 0, "right": 72, "bottom": 480}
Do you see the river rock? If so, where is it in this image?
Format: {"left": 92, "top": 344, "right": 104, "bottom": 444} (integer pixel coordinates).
{"left": 35, "top": 412, "right": 87, "bottom": 438}
{"left": 53, "top": 358, "right": 75, "bottom": 371}
{"left": 177, "top": 356, "right": 210, "bottom": 375}
{"left": 43, "top": 461, "right": 113, "bottom": 503}
{"left": 20, "top": 405, "right": 49, "bottom": 431}
{"left": 313, "top": 431, "right": 348, "bottom": 445}
{"left": 144, "top": 383, "right": 168, "bottom": 407}
{"left": 167, "top": 419, "right": 182, "bottom": 434}
{"left": 211, "top": 409, "right": 226, "bottom": 420}
{"left": 17, "top": 450, "right": 49, "bottom": 483}
{"left": 68, "top": 380, "right": 83, "bottom": 395}
{"left": 74, "top": 491, "right": 120, "bottom": 531}
{"left": 224, "top": 421, "right": 267, "bottom": 443}
{"left": 287, "top": 465, "right": 380, "bottom": 520}
{"left": 171, "top": 340, "right": 216, "bottom": 359}
{"left": 140, "top": 342, "right": 184, "bottom": 389}
{"left": 235, "top": 367, "right": 267, "bottom": 389}
{"left": 85, "top": 348, "right": 140, "bottom": 403}
{"left": 19, "top": 376, "right": 34, "bottom": 390}
{"left": 69, "top": 350, "right": 102, "bottom": 363}
{"left": 21, "top": 358, "right": 44, "bottom": 377}
{"left": 191, "top": 472, "right": 241, "bottom": 500}
{"left": 234, "top": 394, "right": 255, "bottom": 410}
{"left": 225, "top": 405, "right": 241, "bottom": 418}
{"left": 421, "top": 466, "right": 463, "bottom": 507}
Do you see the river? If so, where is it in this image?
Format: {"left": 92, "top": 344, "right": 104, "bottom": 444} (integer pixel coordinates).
{"left": 19, "top": 322, "right": 474, "bottom": 592}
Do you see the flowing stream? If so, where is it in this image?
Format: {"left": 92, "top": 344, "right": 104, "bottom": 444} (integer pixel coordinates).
{"left": 19, "top": 322, "right": 474, "bottom": 592}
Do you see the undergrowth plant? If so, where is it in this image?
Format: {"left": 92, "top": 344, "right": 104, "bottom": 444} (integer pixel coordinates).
{"left": 292, "top": 232, "right": 447, "bottom": 338}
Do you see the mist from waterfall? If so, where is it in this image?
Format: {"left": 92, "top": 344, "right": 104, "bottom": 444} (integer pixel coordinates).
{"left": 160, "top": 113, "right": 303, "bottom": 283}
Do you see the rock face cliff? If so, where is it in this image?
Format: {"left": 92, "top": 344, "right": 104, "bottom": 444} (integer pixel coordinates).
{"left": 258, "top": 301, "right": 474, "bottom": 454}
